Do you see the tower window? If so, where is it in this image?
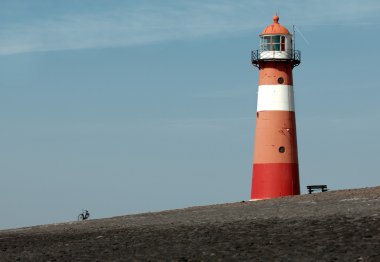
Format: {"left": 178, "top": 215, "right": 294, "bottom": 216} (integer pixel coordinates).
{"left": 279, "top": 146, "right": 285, "bottom": 153}
{"left": 278, "top": 77, "right": 284, "bottom": 84}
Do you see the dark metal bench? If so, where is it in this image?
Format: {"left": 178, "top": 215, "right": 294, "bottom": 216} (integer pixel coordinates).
{"left": 307, "top": 185, "right": 328, "bottom": 194}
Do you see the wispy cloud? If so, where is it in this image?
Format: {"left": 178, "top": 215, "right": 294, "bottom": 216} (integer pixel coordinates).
{"left": 0, "top": 0, "right": 379, "bottom": 55}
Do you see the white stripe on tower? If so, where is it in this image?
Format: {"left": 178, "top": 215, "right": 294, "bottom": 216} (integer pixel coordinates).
{"left": 257, "top": 85, "right": 295, "bottom": 112}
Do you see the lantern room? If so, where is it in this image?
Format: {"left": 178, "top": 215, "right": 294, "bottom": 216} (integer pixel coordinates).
{"left": 251, "top": 15, "right": 301, "bottom": 68}
{"left": 260, "top": 15, "right": 292, "bottom": 59}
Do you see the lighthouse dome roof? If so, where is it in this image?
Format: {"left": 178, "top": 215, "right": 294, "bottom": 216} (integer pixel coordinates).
{"left": 261, "top": 15, "right": 290, "bottom": 35}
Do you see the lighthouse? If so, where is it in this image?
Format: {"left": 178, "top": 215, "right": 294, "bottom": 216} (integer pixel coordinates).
{"left": 250, "top": 15, "right": 301, "bottom": 200}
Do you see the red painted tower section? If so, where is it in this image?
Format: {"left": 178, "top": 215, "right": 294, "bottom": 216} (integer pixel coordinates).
{"left": 250, "top": 15, "right": 301, "bottom": 200}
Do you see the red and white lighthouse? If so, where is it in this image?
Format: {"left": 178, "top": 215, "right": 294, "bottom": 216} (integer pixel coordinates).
{"left": 250, "top": 15, "right": 301, "bottom": 200}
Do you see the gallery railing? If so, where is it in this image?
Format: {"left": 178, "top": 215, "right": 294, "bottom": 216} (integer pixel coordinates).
{"left": 251, "top": 49, "right": 301, "bottom": 68}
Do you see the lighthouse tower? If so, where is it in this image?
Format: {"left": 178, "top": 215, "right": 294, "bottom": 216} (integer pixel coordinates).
{"left": 250, "top": 15, "right": 301, "bottom": 200}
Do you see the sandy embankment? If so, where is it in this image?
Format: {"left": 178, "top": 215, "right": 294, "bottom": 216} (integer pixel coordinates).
{"left": 0, "top": 187, "right": 379, "bottom": 261}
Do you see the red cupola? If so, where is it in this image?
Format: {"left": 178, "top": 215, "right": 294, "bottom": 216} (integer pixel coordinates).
{"left": 261, "top": 15, "right": 290, "bottom": 35}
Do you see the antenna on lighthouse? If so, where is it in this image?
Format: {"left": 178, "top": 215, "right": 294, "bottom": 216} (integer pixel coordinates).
{"left": 293, "top": 25, "right": 296, "bottom": 51}
{"left": 294, "top": 25, "right": 310, "bottom": 45}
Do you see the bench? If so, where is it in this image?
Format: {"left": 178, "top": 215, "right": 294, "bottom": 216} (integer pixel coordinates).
{"left": 307, "top": 185, "right": 328, "bottom": 194}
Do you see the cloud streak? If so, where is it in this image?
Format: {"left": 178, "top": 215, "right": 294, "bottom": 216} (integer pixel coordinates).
{"left": 0, "top": 0, "right": 379, "bottom": 55}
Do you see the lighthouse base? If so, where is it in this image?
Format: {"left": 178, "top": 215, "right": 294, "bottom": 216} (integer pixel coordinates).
{"left": 251, "top": 163, "right": 300, "bottom": 200}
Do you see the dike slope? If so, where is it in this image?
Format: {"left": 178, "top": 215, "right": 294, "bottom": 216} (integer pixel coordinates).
{"left": 0, "top": 187, "right": 379, "bottom": 261}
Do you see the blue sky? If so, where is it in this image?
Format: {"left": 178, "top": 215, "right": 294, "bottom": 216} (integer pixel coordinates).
{"left": 1, "top": 0, "right": 380, "bottom": 229}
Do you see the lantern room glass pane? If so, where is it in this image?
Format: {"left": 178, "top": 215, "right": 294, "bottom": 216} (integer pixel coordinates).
{"left": 272, "top": 35, "right": 280, "bottom": 51}
{"left": 261, "top": 36, "right": 270, "bottom": 51}
{"left": 281, "top": 36, "right": 285, "bottom": 51}
{"left": 261, "top": 35, "right": 284, "bottom": 51}
{"left": 272, "top": 35, "right": 280, "bottom": 43}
